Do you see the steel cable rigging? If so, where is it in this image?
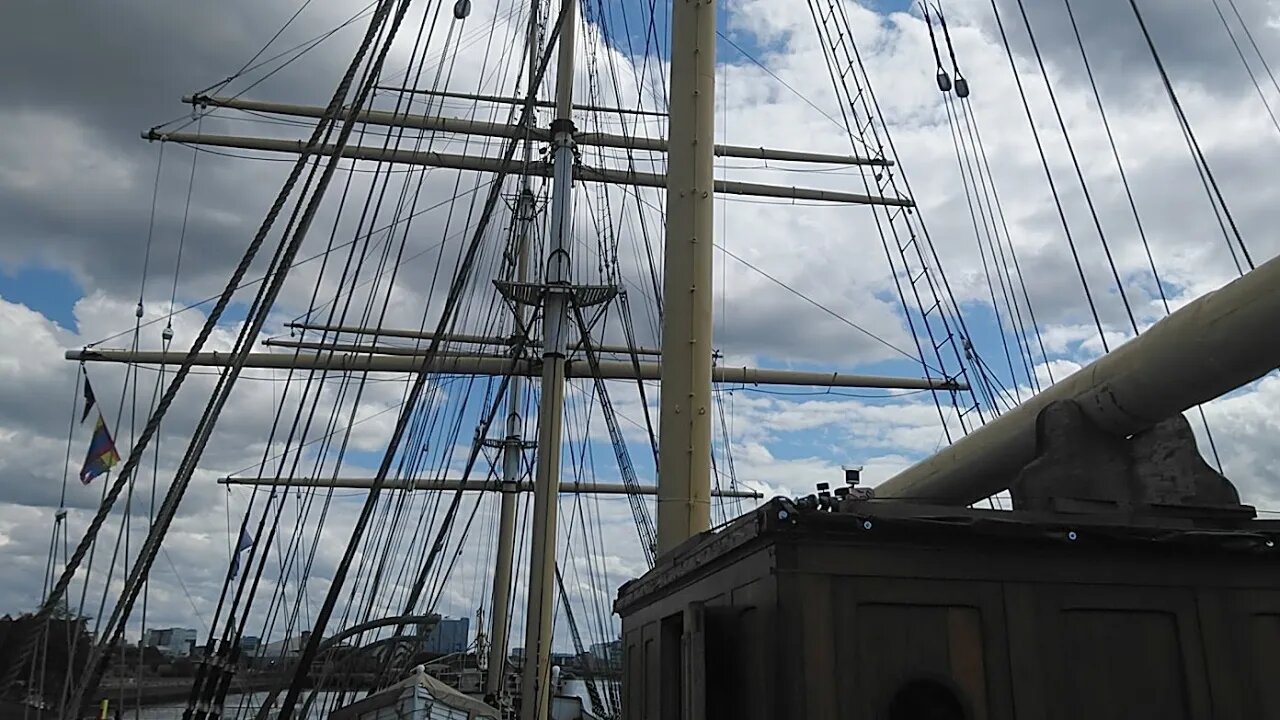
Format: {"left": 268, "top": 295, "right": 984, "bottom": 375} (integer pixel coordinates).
{"left": 1126, "top": 0, "right": 1254, "bottom": 272}
{"left": 271, "top": 3, "right": 577, "bottom": 713}
{"left": 930, "top": 3, "right": 1046, "bottom": 395}
{"left": 1009, "top": 0, "right": 1140, "bottom": 338}
{"left": 8, "top": 5, "right": 405, "bottom": 699}
{"left": 282, "top": 26, "right": 534, "bottom": 714}
{"left": 809, "top": 0, "right": 985, "bottom": 441}
{"left": 985, "top": 0, "right": 1112, "bottom": 355}
{"left": 1208, "top": 0, "right": 1280, "bottom": 140}
{"left": 54, "top": 0, "right": 424, "bottom": 711}
{"left": 1056, "top": 0, "right": 1226, "bottom": 472}
{"left": 184, "top": 12, "right": 487, "bottom": 708}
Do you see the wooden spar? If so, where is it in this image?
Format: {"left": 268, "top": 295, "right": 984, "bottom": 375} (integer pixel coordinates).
{"left": 142, "top": 131, "right": 912, "bottom": 206}
{"left": 876, "top": 251, "right": 1280, "bottom": 506}
{"left": 262, "top": 338, "right": 660, "bottom": 358}
{"left": 373, "top": 85, "right": 671, "bottom": 117}
{"left": 282, "top": 321, "right": 664, "bottom": 356}
{"left": 65, "top": 349, "right": 967, "bottom": 391}
{"left": 261, "top": 338, "right": 662, "bottom": 359}
{"left": 261, "top": 340, "right": 509, "bottom": 359}
{"left": 214, "top": 476, "right": 764, "bottom": 499}
{"left": 182, "top": 94, "right": 891, "bottom": 166}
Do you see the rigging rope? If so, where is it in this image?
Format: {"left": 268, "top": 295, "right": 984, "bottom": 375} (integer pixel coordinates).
{"left": 212, "top": 130, "right": 394, "bottom": 699}
{"left": 1058, "top": 0, "right": 1226, "bottom": 472}
{"left": 929, "top": 7, "right": 1042, "bottom": 395}
{"left": 228, "top": 7, "right": 496, "bottom": 707}
{"left": 11, "top": 38, "right": 399, "bottom": 698}
{"left": 45, "top": 0, "right": 414, "bottom": 710}
{"left": 62, "top": 361, "right": 140, "bottom": 712}
{"left": 1126, "top": 0, "right": 1255, "bottom": 271}
{"left": 195, "top": 0, "right": 324, "bottom": 99}
{"left": 938, "top": 88, "right": 1022, "bottom": 402}
{"left": 571, "top": 304, "right": 657, "bottom": 566}
{"left": 29, "top": 369, "right": 83, "bottom": 716}
{"left": 1008, "top": 0, "right": 1139, "bottom": 338}
{"left": 336, "top": 0, "right": 496, "bottom": 648}
{"left": 1209, "top": 0, "right": 1280, "bottom": 139}
{"left": 356, "top": 1, "right": 532, "bottom": 659}
{"left": 956, "top": 98, "right": 1050, "bottom": 390}
{"left": 809, "top": 0, "right": 984, "bottom": 440}
{"left": 156, "top": 3, "right": 382, "bottom": 138}
{"left": 1222, "top": 0, "right": 1280, "bottom": 102}
{"left": 274, "top": 3, "right": 576, "bottom": 713}
{"left": 985, "top": 0, "right": 1110, "bottom": 355}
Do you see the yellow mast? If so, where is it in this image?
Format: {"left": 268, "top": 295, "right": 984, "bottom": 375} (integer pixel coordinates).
{"left": 657, "top": 0, "right": 718, "bottom": 556}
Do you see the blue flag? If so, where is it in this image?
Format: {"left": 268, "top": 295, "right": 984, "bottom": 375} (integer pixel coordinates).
{"left": 230, "top": 526, "right": 254, "bottom": 579}
{"left": 81, "top": 376, "right": 98, "bottom": 424}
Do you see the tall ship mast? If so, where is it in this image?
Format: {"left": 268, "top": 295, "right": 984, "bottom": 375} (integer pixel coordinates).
{"left": 5, "top": 0, "right": 1280, "bottom": 718}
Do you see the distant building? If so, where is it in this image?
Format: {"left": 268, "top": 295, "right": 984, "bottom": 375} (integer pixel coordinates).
{"left": 257, "top": 631, "right": 311, "bottom": 663}
{"left": 144, "top": 627, "right": 198, "bottom": 657}
{"left": 424, "top": 616, "right": 470, "bottom": 655}
{"left": 239, "top": 635, "right": 261, "bottom": 656}
{"left": 588, "top": 639, "right": 622, "bottom": 669}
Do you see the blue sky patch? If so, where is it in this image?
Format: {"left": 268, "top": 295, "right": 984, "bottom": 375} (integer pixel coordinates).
{"left": 0, "top": 264, "right": 81, "bottom": 332}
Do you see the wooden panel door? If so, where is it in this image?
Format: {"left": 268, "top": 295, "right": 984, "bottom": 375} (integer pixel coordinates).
{"left": 1034, "top": 584, "right": 1211, "bottom": 720}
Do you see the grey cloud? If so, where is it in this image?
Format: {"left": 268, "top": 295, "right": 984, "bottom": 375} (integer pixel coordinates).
{"left": 0, "top": 0, "right": 358, "bottom": 299}
{"left": 953, "top": 0, "right": 1280, "bottom": 100}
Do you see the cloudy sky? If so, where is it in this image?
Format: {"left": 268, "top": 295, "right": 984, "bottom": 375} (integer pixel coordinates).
{"left": 3, "top": 0, "right": 1280, "bottom": 667}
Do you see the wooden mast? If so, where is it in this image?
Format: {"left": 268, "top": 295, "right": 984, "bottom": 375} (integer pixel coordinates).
{"left": 519, "top": 0, "right": 578, "bottom": 716}
{"left": 485, "top": 0, "right": 541, "bottom": 700}
{"left": 657, "top": 0, "right": 717, "bottom": 555}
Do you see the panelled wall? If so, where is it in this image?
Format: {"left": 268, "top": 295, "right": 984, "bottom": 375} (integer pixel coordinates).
{"left": 620, "top": 546, "right": 777, "bottom": 720}
{"left": 620, "top": 530, "right": 1280, "bottom": 720}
